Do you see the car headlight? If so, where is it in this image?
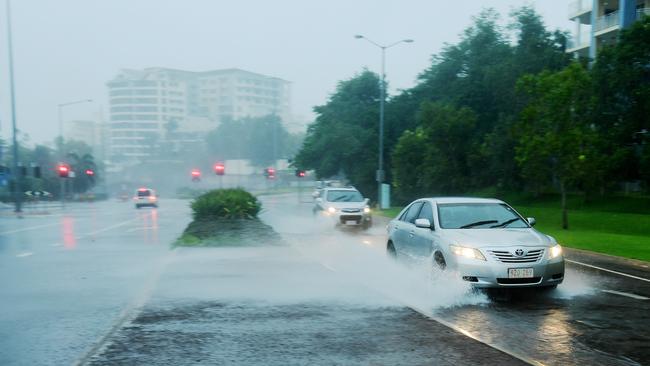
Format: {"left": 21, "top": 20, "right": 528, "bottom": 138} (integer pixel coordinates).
{"left": 449, "top": 245, "right": 486, "bottom": 261}
{"left": 549, "top": 244, "right": 563, "bottom": 259}
{"left": 327, "top": 206, "right": 336, "bottom": 214}
{"left": 363, "top": 206, "right": 371, "bottom": 213}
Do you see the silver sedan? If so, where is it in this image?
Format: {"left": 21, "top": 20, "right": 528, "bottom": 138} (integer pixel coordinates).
{"left": 386, "top": 197, "right": 564, "bottom": 288}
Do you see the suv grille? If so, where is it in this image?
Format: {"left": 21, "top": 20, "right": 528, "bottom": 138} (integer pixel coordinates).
{"left": 341, "top": 208, "right": 361, "bottom": 213}
{"left": 489, "top": 249, "right": 544, "bottom": 263}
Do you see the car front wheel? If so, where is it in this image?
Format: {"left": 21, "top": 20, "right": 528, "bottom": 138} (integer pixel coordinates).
{"left": 387, "top": 241, "right": 396, "bottom": 259}
{"left": 433, "top": 251, "right": 446, "bottom": 270}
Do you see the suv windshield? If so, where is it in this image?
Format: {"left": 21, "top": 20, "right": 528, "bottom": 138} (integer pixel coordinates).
{"left": 326, "top": 190, "right": 363, "bottom": 202}
{"left": 437, "top": 203, "right": 528, "bottom": 229}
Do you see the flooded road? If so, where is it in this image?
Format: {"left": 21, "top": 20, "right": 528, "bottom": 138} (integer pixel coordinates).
{"left": 1, "top": 194, "right": 649, "bottom": 365}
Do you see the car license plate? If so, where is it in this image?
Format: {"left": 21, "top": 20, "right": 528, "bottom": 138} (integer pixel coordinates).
{"left": 345, "top": 220, "right": 356, "bottom": 225}
{"left": 508, "top": 268, "right": 533, "bottom": 279}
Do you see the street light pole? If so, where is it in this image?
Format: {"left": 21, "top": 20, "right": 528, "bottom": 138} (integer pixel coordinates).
{"left": 355, "top": 35, "right": 413, "bottom": 209}
{"left": 6, "top": 0, "right": 21, "bottom": 213}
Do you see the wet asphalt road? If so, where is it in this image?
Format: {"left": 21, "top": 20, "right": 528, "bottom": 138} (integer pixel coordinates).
{"left": 1, "top": 194, "right": 649, "bottom": 365}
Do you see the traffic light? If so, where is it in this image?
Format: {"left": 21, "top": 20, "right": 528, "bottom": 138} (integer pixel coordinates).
{"left": 214, "top": 163, "right": 225, "bottom": 176}
{"left": 191, "top": 168, "right": 201, "bottom": 182}
{"left": 57, "top": 164, "right": 70, "bottom": 178}
{"left": 264, "top": 167, "right": 276, "bottom": 179}
{"left": 295, "top": 169, "right": 306, "bottom": 178}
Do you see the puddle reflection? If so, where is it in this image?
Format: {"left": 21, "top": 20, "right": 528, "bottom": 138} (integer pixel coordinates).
{"left": 62, "top": 216, "right": 76, "bottom": 249}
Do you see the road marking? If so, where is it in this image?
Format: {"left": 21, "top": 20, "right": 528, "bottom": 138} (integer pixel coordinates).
{"left": 78, "top": 216, "right": 146, "bottom": 238}
{"left": 601, "top": 289, "right": 650, "bottom": 300}
{"left": 15, "top": 252, "right": 33, "bottom": 258}
{"left": 0, "top": 222, "right": 60, "bottom": 235}
{"left": 566, "top": 259, "right": 650, "bottom": 283}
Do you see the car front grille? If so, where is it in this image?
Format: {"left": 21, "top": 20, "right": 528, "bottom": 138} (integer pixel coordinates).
{"left": 489, "top": 249, "right": 544, "bottom": 263}
{"left": 497, "top": 277, "right": 542, "bottom": 285}
{"left": 341, "top": 208, "right": 362, "bottom": 213}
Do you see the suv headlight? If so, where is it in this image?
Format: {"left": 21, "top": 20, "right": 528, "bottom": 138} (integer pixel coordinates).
{"left": 327, "top": 206, "right": 336, "bottom": 214}
{"left": 450, "top": 245, "right": 486, "bottom": 261}
{"left": 549, "top": 244, "right": 563, "bottom": 259}
{"left": 363, "top": 206, "right": 371, "bottom": 213}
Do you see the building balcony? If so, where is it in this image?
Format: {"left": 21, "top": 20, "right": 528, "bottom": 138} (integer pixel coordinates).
{"left": 569, "top": 0, "right": 593, "bottom": 20}
{"left": 595, "top": 11, "right": 620, "bottom": 33}
{"left": 567, "top": 38, "right": 590, "bottom": 52}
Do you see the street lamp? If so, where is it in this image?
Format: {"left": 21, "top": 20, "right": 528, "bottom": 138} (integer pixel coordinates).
{"left": 58, "top": 99, "right": 93, "bottom": 153}
{"left": 354, "top": 35, "right": 413, "bottom": 209}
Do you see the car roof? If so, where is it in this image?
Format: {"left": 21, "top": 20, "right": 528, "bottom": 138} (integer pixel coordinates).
{"left": 423, "top": 197, "right": 504, "bottom": 204}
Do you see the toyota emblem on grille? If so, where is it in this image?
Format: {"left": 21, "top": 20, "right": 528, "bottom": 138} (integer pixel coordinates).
{"left": 514, "top": 249, "right": 525, "bottom": 257}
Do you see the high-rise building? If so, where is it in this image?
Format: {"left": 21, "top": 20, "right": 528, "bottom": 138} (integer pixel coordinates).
{"left": 567, "top": 0, "right": 650, "bottom": 58}
{"left": 106, "top": 67, "right": 291, "bottom": 161}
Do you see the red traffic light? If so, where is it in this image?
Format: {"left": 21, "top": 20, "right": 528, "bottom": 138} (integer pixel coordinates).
{"left": 214, "top": 163, "right": 225, "bottom": 176}
{"left": 57, "top": 164, "right": 70, "bottom": 178}
{"left": 85, "top": 169, "right": 95, "bottom": 176}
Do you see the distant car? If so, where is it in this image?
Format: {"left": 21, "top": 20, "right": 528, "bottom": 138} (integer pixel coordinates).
{"left": 134, "top": 188, "right": 158, "bottom": 208}
{"left": 314, "top": 187, "right": 372, "bottom": 229}
{"left": 386, "top": 197, "right": 564, "bottom": 289}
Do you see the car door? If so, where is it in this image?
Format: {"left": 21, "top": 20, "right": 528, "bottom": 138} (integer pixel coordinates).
{"left": 392, "top": 201, "right": 424, "bottom": 256}
{"left": 411, "top": 202, "right": 436, "bottom": 258}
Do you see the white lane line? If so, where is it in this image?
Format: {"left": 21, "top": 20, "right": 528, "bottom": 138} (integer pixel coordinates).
{"left": 76, "top": 214, "right": 151, "bottom": 239}
{"left": 15, "top": 252, "right": 33, "bottom": 258}
{"left": 0, "top": 222, "right": 61, "bottom": 235}
{"left": 601, "top": 289, "right": 650, "bottom": 300}
{"left": 566, "top": 259, "right": 650, "bottom": 283}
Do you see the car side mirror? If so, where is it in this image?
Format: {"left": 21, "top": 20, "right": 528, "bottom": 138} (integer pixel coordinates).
{"left": 364, "top": 198, "right": 369, "bottom": 205}
{"left": 527, "top": 217, "right": 536, "bottom": 226}
{"left": 415, "top": 218, "right": 432, "bottom": 229}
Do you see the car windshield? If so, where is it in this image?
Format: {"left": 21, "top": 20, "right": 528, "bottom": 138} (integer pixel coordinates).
{"left": 137, "top": 190, "right": 151, "bottom": 197}
{"left": 437, "top": 203, "right": 528, "bottom": 229}
{"left": 326, "top": 190, "right": 364, "bottom": 202}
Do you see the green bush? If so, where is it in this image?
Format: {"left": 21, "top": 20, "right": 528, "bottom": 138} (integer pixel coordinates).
{"left": 190, "top": 188, "right": 261, "bottom": 220}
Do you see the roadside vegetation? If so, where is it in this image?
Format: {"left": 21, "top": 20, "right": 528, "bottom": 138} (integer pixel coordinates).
{"left": 177, "top": 188, "right": 282, "bottom": 247}
{"left": 294, "top": 7, "right": 650, "bottom": 234}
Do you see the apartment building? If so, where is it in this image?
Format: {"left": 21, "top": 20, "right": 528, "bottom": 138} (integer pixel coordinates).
{"left": 567, "top": 0, "right": 650, "bottom": 58}
{"left": 106, "top": 68, "right": 291, "bottom": 161}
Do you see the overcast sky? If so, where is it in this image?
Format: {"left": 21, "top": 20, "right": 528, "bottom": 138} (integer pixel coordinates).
{"left": 0, "top": 0, "right": 571, "bottom": 144}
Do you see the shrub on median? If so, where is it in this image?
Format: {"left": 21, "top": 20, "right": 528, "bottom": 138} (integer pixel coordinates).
{"left": 190, "top": 188, "right": 261, "bottom": 220}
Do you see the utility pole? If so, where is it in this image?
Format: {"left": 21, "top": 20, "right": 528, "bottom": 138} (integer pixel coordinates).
{"left": 6, "top": 0, "right": 21, "bottom": 213}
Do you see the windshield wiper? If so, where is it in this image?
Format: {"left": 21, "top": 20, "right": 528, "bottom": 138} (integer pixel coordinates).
{"left": 490, "top": 218, "right": 521, "bottom": 228}
{"left": 459, "top": 220, "right": 498, "bottom": 229}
